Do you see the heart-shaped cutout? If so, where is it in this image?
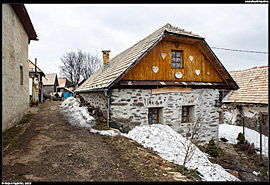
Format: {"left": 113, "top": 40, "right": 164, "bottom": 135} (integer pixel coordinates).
{"left": 189, "top": 56, "right": 194, "bottom": 61}
{"left": 161, "top": 53, "right": 166, "bottom": 59}
{"left": 152, "top": 66, "right": 159, "bottom": 73}
{"left": 195, "top": 69, "right": 200, "bottom": 76}
{"left": 207, "top": 71, "right": 210, "bottom": 75}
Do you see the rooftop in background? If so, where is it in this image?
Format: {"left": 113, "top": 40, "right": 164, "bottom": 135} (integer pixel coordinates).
{"left": 28, "top": 60, "right": 45, "bottom": 77}
{"left": 57, "top": 78, "right": 67, "bottom": 88}
{"left": 42, "top": 73, "right": 58, "bottom": 86}
{"left": 224, "top": 65, "right": 268, "bottom": 104}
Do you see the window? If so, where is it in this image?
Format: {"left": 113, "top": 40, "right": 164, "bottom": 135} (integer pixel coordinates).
{"left": 171, "top": 50, "right": 183, "bottom": 68}
{"left": 182, "top": 106, "right": 190, "bottom": 123}
{"left": 181, "top": 105, "right": 195, "bottom": 123}
{"left": 148, "top": 108, "right": 159, "bottom": 125}
{"left": 20, "top": 65, "right": 23, "bottom": 85}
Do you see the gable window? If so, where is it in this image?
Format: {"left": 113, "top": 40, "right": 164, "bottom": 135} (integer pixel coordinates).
{"left": 148, "top": 108, "right": 160, "bottom": 124}
{"left": 171, "top": 50, "right": 183, "bottom": 68}
{"left": 20, "top": 65, "right": 23, "bottom": 85}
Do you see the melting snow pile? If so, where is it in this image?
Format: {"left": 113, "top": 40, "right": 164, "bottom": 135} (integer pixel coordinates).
{"left": 59, "top": 97, "right": 96, "bottom": 128}
{"left": 219, "top": 124, "right": 268, "bottom": 156}
{"left": 125, "top": 124, "right": 239, "bottom": 181}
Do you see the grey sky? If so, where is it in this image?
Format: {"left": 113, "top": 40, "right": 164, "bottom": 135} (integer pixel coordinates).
{"left": 25, "top": 4, "right": 268, "bottom": 76}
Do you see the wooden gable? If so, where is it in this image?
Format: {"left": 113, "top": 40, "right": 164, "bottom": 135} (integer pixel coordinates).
{"left": 121, "top": 36, "right": 223, "bottom": 83}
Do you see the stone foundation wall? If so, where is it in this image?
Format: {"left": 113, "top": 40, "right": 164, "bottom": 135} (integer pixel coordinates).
{"left": 222, "top": 103, "right": 268, "bottom": 136}
{"left": 110, "top": 88, "right": 220, "bottom": 145}
{"left": 79, "top": 91, "right": 108, "bottom": 119}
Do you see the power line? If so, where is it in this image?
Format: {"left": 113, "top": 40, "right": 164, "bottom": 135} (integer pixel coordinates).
{"left": 211, "top": 47, "right": 268, "bottom": 54}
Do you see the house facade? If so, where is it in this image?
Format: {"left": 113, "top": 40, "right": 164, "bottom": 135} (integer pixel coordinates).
{"left": 57, "top": 78, "right": 73, "bottom": 99}
{"left": 42, "top": 73, "right": 59, "bottom": 97}
{"left": 2, "top": 4, "right": 38, "bottom": 131}
{"left": 75, "top": 23, "right": 238, "bottom": 145}
{"left": 221, "top": 66, "right": 268, "bottom": 136}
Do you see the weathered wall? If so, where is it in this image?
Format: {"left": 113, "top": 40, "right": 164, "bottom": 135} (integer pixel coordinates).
{"left": 79, "top": 91, "right": 108, "bottom": 118}
{"left": 110, "top": 88, "right": 220, "bottom": 145}
{"left": 79, "top": 88, "right": 219, "bottom": 145}
{"left": 2, "top": 4, "right": 30, "bottom": 131}
{"left": 222, "top": 103, "right": 268, "bottom": 136}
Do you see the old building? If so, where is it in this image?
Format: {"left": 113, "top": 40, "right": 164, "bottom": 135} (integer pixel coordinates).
{"left": 2, "top": 4, "right": 38, "bottom": 131}
{"left": 57, "top": 78, "right": 73, "bottom": 99}
{"left": 42, "top": 73, "right": 59, "bottom": 97}
{"left": 29, "top": 59, "right": 45, "bottom": 104}
{"left": 75, "top": 23, "right": 238, "bottom": 145}
{"left": 221, "top": 66, "right": 268, "bottom": 136}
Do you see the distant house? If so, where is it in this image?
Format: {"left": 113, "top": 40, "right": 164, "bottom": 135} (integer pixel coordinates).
{"left": 42, "top": 73, "right": 59, "bottom": 97}
{"left": 29, "top": 59, "right": 45, "bottom": 104}
{"left": 221, "top": 65, "right": 268, "bottom": 136}
{"left": 2, "top": 4, "right": 38, "bottom": 131}
{"left": 75, "top": 23, "right": 238, "bottom": 145}
{"left": 57, "top": 78, "right": 73, "bottom": 99}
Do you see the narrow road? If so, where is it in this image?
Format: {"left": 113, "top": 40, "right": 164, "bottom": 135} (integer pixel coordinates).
{"left": 2, "top": 101, "right": 141, "bottom": 181}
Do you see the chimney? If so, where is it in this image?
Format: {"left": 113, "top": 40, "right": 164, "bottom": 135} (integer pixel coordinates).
{"left": 102, "top": 50, "right": 110, "bottom": 66}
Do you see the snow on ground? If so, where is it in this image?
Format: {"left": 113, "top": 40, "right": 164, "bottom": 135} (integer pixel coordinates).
{"left": 219, "top": 124, "right": 268, "bottom": 156}
{"left": 60, "top": 98, "right": 239, "bottom": 181}
{"left": 125, "top": 124, "right": 239, "bottom": 181}
{"left": 59, "top": 97, "right": 96, "bottom": 128}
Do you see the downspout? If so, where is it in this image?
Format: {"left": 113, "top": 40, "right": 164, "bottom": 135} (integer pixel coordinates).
{"left": 104, "top": 89, "right": 110, "bottom": 127}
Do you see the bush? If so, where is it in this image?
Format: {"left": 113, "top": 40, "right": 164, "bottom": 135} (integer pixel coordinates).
{"left": 206, "top": 138, "right": 219, "bottom": 158}
{"left": 236, "top": 132, "right": 245, "bottom": 144}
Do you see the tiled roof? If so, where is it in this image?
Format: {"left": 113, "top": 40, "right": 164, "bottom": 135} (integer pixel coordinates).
{"left": 43, "top": 73, "right": 58, "bottom": 86}
{"left": 224, "top": 66, "right": 268, "bottom": 104}
{"left": 57, "top": 78, "right": 67, "bottom": 88}
{"left": 75, "top": 23, "right": 237, "bottom": 92}
{"left": 28, "top": 60, "right": 45, "bottom": 76}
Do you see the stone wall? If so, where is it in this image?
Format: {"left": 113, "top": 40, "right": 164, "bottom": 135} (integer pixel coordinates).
{"left": 222, "top": 103, "right": 268, "bottom": 136}
{"left": 79, "top": 91, "right": 108, "bottom": 118}
{"left": 110, "top": 88, "right": 220, "bottom": 145}
{"left": 2, "top": 4, "right": 30, "bottom": 131}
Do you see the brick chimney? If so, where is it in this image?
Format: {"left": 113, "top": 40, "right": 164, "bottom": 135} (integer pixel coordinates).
{"left": 102, "top": 50, "right": 110, "bottom": 66}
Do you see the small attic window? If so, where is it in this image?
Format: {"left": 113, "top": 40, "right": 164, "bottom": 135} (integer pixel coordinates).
{"left": 171, "top": 50, "right": 183, "bottom": 68}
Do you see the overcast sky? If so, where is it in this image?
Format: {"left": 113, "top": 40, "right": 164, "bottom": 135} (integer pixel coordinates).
{"left": 25, "top": 4, "right": 268, "bottom": 76}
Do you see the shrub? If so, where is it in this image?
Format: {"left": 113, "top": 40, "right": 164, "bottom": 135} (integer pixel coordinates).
{"left": 206, "top": 138, "right": 219, "bottom": 158}
{"left": 236, "top": 132, "right": 245, "bottom": 144}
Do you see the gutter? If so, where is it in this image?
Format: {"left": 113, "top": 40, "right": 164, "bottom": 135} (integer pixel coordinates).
{"left": 104, "top": 89, "right": 111, "bottom": 127}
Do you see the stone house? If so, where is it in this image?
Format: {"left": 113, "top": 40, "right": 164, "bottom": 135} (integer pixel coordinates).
{"left": 29, "top": 59, "right": 45, "bottom": 104}
{"left": 221, "top": 66, "right": 268, "bottom": 136}
{"left": 42, "top": 73, "right": 59, "bottom": 97}
{"left": 2, "top": 4, "right": 38, "bottom": 131}
{"left": 75, "top": 23, "right": 238, "bottom": 145}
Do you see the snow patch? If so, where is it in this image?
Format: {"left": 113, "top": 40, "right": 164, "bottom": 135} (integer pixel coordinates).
{"left": 219, "top": 124, "right": 268, "bottom": 156}
{"left": 125, "top": 124, "right": 239, "bottom": 181}
{"left": 59, "top": 97, "right": 96, "bottom": 128}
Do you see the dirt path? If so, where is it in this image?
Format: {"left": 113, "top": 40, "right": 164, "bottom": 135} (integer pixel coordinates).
{"left": 2, "top": 101, "right": 185, "bottom": 182}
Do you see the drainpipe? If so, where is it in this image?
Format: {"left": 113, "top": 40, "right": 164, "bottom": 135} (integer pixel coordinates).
{"left": 104, "top": 89, "right": 110, "bottom": 127}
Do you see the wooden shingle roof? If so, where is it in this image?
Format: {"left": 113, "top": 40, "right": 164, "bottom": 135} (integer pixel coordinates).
{"left": 43, "top": 73, "right": 58, "bottom": 86}
{"left": 76, "top": 23, "right": 238, "bottom": 93}
{"left": 224, "top": 66, "right": 268, "bottom": 104}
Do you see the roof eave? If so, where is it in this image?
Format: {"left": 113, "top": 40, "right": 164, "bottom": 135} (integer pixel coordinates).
{"left": 11, "top": 4, "right": 38, "bottom": 41}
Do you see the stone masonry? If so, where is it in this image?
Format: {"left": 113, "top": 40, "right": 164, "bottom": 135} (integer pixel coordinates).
{"left": 79, "top": 88, "right": 220, "bottom": 145}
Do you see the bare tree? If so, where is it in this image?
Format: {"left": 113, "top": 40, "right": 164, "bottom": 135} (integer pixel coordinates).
{"left": 81, "top": 52, "right": 102, "bottom": 80}
{"left": 180, "top": 117, "right": 202, "bottom": 169}
{"left": 59, "top": 49, "right": 102, "bottom": 88}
